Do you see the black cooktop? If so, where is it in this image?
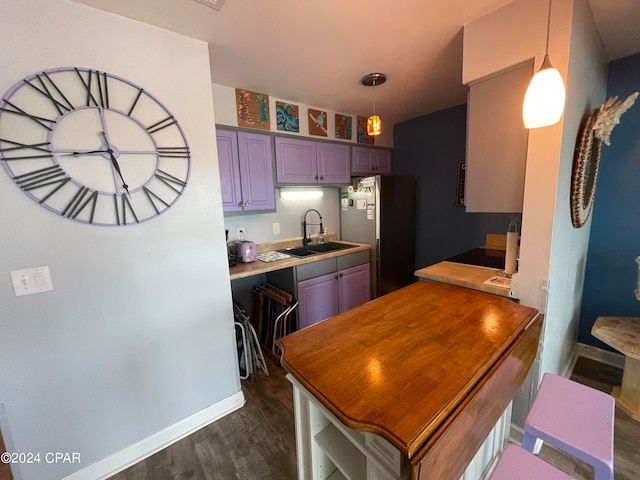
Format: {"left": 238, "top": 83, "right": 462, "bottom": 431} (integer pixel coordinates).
{"left": 445, "top": 248, "right": 506, "bottom": 269}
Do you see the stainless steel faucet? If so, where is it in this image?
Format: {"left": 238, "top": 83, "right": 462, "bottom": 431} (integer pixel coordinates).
{"left": 303, "top": 209, "right": 324, "bottom": 246}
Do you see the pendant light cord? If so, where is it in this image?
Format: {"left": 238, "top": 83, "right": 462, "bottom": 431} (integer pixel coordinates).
{"left": 545, "top": 0, "right": 552, "bottom": 55}
{"left": 372, "top": 79, "right": 377, "bottom": 116}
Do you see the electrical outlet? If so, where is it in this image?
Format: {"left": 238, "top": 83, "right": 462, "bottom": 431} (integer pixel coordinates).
{"left": 272, "top": 223, "right": 280, "bottom": 235}
{"left": 237, "top": 227, "right": 245, "bottom": 240}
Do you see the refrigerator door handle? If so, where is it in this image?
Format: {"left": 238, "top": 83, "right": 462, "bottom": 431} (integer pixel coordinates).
{"left": 376, "top": 238, "right": 381, "bottom": 297}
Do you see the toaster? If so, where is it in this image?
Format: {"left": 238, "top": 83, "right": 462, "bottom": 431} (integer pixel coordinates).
{"left": 234, "top": 240, "right": 258, "bottom": 263}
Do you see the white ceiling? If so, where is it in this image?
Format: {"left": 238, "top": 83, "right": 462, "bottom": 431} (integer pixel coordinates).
{"left": 73, "top": 0, "right": 640, "bottom": 128}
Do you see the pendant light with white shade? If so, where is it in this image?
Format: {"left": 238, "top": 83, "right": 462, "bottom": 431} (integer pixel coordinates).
{"left": 522, "top": 0, "right": 566, "bottom": 128}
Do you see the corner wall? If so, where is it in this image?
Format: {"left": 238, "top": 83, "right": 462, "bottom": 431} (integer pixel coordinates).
{"left": 580, "top": 52, "right": 640, "bottom": 349}
{"left": 542, "top": 0, "right": 608, "bottom": 376}
{"left": 463, "top": 0, "right": 608, "bottom": 425}
{"left": 0, "top": 1, "right": 241, "bottom": 479}
{"left": 393, "top": 104, "right": 518, "bottom": 269}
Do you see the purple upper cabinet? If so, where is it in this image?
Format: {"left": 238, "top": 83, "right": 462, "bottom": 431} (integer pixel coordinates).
{"left": 317, "top": 143, "right": 350, "bottom": 184}
{"left": 276, "top": 136, "right": 351, "bottom": 185}
{"left": 216, "top": 129, "right": 275, "bottom": 213}
{"left": 352, "top": 146, "right": 392, "bottom": 175}
{"left": 275, "top": 137, "right": 317, "bottom": 184}
{"left": 237, "top": 131, "right": 275, "bottom": 211}
{"left": 216, "top": 129, "right": 243, "bottom": 213}
{"left": 374, "top": 149, "right": 392, "bottom": 174}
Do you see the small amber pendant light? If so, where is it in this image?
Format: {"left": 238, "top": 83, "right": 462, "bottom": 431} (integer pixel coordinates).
{"left": 361, "top": 73, "right": 386, "bottom": 136}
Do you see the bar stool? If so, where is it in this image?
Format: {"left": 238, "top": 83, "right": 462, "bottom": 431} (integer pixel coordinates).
{"left": 489, "top": 444, "right": 573, "bottom": 479}
{"left": 522, "top": 373, "right": 615, "bottom": 480}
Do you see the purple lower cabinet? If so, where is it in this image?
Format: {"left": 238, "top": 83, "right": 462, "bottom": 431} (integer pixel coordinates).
{"left": 338, "top": 263, "right": 370, "bottom": 313}
{"left": 297, "top": 263, "right": 371, "bottom": 329}
{"left": 297, "top": 272, "right": 339, "bottom": 329}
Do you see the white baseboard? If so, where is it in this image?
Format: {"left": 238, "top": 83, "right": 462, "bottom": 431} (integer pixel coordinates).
{"left": 561, "top": 344, "right": 580, "bottom": 379}
{"left": 62, "top": 390, "right": 245, "bottom": 480}
{"left": 576, "top": 342, "right": 625, "bottom": 369}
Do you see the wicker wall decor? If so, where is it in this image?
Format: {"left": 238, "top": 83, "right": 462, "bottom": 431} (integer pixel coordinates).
{"left": 570, "top": 93, "right": 638, "bottom": 228}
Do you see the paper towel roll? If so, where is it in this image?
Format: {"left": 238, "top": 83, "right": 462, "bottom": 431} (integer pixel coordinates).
{"left": 504, "top": 231, "right": 518, "bottom": 274}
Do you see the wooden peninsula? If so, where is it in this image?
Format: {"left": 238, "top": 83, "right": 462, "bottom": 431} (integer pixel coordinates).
{"left": 277, "top": 281, "right": 542, "bottom": 480}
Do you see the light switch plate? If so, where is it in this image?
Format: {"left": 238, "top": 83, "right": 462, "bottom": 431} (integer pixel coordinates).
{"left": 10, "top": 266, "right": 53, "bottom": 297}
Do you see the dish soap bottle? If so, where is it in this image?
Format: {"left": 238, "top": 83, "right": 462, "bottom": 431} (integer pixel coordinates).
{"left": 318, "top": 228, "right": 326, "bottom": 244}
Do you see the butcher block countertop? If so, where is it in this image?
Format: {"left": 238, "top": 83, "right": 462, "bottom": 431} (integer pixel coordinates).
{"left": 277, "top": 281, "right": 542, "bottom": 477}
{"left": 415, "top": 261, "right": 511, "bottom": 297}
{"left": 228, "top": 237, "right": 370, "bottom": 281}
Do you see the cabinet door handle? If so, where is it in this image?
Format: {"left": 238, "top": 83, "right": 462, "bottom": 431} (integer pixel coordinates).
{"left": 320, "top": 175, "right": 324, "bottom": 180}
{"left": 335, "top": 275, "right": 339, "bottom": 280}
{"left": 245, "top": 201, "right": 251, "bottom": 207}
{"left": 314, "top": 175, "right": 319, "bottom": 180}
{"left": 339, "top": 273, "right": 343, "bottom": 277}
{"left": 237, "top": 201, "right": 244, "bottom": 207}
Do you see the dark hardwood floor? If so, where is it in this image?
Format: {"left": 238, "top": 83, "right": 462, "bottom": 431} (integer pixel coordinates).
{"left": 111, "top": 356, "right": 296, "bottom": 480}
{"left": 111, "top": 355, "right": 639, "bottom": 480}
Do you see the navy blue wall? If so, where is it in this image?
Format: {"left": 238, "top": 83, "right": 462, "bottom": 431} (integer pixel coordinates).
{"left": 579, "top": 53, "right": 640, "bottom": 350}
{"left": 393, "top": 104, "right": 519, "bottom": 269}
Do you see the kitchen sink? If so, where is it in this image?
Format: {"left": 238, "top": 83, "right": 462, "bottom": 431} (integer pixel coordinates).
{"left": 306, "top": 242, "right": 358, "bottom": 253}
{"left": 278, "top": 247, "right": 317, "bottom": 257}
{"left": 278, "top": 242, "right": 358, "bottom": 258}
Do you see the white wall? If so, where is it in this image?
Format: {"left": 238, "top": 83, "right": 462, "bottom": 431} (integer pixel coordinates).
{"left": 543, "top": 0, "right": 608, "bottom": 374}
{"left": 463, "top": 0, "right": 607, "bottom": 424}
{"left": 212, "top": 83, "right": 394, "bottom": 148}
{"left": 0, "top": 1, "right": 241, "bottom": 479}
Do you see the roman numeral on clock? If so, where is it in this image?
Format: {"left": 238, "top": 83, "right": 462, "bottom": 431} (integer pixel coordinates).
{"left": 13, "top": 165, "right": 69, "bottom": 192}
{"left": 127, "top": 88, "right": 144, "bottom": 117}
{"left": 142, "top": 186, "right": 170, "bottom": 214}
{"left": 61, "top": 186, "right": 98, "bottom": 222}
{"left": 146, "top": 116, "right": 177, "bottom": 134}
{"left": 0, "top": 100, "right": 57, "bottom": 131}
{"left": 155, "top": 169, "right": 187, "bottom": 193}
{"left": 0, "top": 139, "right": 53, "bottom": 160}
{"left": 23, "top": 72, "right": 75, "bottom": 115}
{"left": 75, "top": 68, "right": 109, "bottom": 108}
{"left": 157, "top": 147, "right": 190, "bottom": 158}
{"left": 114, "top": 194, "right": 139, "bottom": 225}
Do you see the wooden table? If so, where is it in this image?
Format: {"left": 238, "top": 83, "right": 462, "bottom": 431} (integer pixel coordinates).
{"left": 592, "top": 316, "right": 640, "bottom": 421}
{"left": 278, "top": 281, "right": 541, "bottom": 479}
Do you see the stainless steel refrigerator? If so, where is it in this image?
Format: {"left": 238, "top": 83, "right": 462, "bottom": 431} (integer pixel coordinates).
{"left": 340, "top": 175, "right": 416, "bottom": 297}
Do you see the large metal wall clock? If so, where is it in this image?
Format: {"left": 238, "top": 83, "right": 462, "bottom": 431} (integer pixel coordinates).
{"left": 0, "top": 67, "right": 191, "bottom": 226}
